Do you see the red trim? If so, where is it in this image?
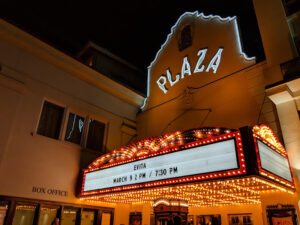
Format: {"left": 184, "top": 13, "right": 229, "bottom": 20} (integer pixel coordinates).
{"left": 253, "top": 124, "right": 286, "bottom": 155}
{"left": 87, "top": 127, "right": 237, "bottom": 170}
{"left": 253, "top": 133, "right": 295, "bottom": 189}
{"left": 80, "top": 131, "right": 246, "bottom": 197}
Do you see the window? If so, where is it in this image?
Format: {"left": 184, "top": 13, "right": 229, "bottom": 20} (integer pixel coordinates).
{"left": 81, "top": 210, "right": 96, "bottom": 225}
{"left": 12, "top": 204, "right": 37, "bottom": 225}
{"left": 38, "top": 206, "right": 59, "bottom": 225}
{"left": 282, "top": 0, "right": 300, "bottom": 17}
{"left": 65, "top": 113, "right": 85, "bottom": 145}
{"left": 196, "top": 215, "right": 221, "bottom": 225}
{"left": 0, "top": 201, "right": 8, "bottom": 225}
{"left": 64, "top": 113, "right": 106, "bottom": 152}
{"left": 37, "top": 101, "right": 106, "bottom": 152}
{"left": 2, "top": 198, "right": 114, "bottom": 225}
{"left": 178, "top": 25, "right": 192, "bottom": 51}
{"left": 86, "top": 118, "right": 105, "bottom": 151}
{"left": 61, "top": 208, "right": 80, "bottom": 225}
{"left": 228, "top": 214, "right": 253, "bottom": 225}
{"left": 37, "top": 101, "right": 64, "bottom": 139}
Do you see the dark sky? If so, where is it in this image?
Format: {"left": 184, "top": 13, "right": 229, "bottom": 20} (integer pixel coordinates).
{"left": 0, "top": 0, "right": 265, "bottom": 72}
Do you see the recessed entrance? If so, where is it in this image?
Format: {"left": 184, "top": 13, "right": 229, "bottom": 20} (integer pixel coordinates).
{"left": 153, "top": 199, "right": 188, "bottom": 225}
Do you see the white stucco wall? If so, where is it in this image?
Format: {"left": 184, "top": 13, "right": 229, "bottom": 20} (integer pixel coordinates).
{"left": 0, "top": 27, "right": 141, "bottom": 206}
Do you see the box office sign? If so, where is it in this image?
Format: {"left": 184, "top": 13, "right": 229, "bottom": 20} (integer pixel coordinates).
{"left": 82, "top": 133, "right": 246, "bottom": 194}
{"left": 32, "top": 186, "right": 68, "bottom": 196}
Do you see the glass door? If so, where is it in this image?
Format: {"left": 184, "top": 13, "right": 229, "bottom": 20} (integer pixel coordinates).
{"left": 81, "top": 210, "right": 96, "bottom": 225}
{"left": 12, "top": 204, "right": 37, "bottom": 225}
{"left": 0, "top": 201, "right": 8, "bottom": 225}
{"left": 101, "top": 213, "right": 111, "bottom": 225}
{"left": 61, "top": 207, "right": 80, "bottom": 225}
{"left": 38, "top": 205, "right": 60, "bottom": 225}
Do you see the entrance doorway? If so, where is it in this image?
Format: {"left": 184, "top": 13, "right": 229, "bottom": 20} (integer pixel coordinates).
{"left": 153, "top": 199, "right": 187, "bottom": 225}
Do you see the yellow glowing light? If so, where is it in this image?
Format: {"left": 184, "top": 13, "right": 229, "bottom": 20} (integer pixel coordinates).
{"left": 87, "top": 127, "right": 236, "bottom": 171}
{"left": 79, "top": 176, "right": 294, "bottom": 207}
{"left": 253, "top": 124, "right": 286, "bottom": 155}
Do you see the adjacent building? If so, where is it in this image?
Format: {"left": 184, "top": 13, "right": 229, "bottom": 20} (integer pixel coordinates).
{"left": 0, "top": 16, "right": 144, "bottom": 225}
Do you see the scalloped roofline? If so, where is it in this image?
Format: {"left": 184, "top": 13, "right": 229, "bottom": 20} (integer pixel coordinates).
{"left": 141, "top": 11, "right": 256, "bottom": 109}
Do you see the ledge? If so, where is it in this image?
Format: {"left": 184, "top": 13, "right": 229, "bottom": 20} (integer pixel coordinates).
{"left": 0, "top": 19, "right": 145, "bottom": 107}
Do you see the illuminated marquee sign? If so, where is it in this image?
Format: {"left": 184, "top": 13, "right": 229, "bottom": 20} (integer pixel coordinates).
{"left": 157, "top": 48, "right": 223, "bottom": 94}
{"left": 80, "top": 125, "right": 295, "bottom": 204}
{"left": 81, "top": 131, "right": 246, "bottom": 195}
{"left": 84, "top": 138, "right": 237, "bottom": 192}
{"left": 253, "top": 124, "right": 294, "bottom": 187}
{"left": 256, "top": 140, "right": 293, "bottom": 182}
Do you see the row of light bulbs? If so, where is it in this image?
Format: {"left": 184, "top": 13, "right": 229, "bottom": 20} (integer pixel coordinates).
{"left": 80, "top": 177, "right": 294, "bottom": 207}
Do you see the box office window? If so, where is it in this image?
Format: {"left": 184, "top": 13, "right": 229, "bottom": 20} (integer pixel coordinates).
{"left": 37, "top": 101, "right": 64, "bottom": 139}
{"left": 0, "top": 201, "right": 8, "bottom": 225}
{"left": 12, "top": 204, "right": 37, "bottom": 225}
{"left": 61, "top": 208, "right": 80, "bottom": 225}
{"left": 81, "top": 210, "right": 96, "bottom": 225}
{"left": 38, "top": 206, "right": 59, "bottom": 225}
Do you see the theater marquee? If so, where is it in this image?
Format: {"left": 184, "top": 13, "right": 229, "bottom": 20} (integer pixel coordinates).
{"left": 80, "top": 125, "right": 294, "bottom": 202}
{"left": 83, "top": 137, "right": 241, "bottom": 192}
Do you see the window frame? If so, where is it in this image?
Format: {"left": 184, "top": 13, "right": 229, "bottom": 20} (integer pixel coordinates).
{"left": 62, "top": 110, "right": 87, "bottom": 147}
{"left": 12, "top": 202, "right": 39, "bottom": 225}
{"left": 228, "top": 213, "right": 253, "bottom": 225}
{"left": 84, "top": 115, "right": 108, "bottom": 153}
{"left": 0, "top": 196, "right": 114, "bottom": 225}
{"left": 36, "top": 99, "right": 108, "bottom": 153}
{"left": 35, "top": 99, "right": 66, "bottom": 141}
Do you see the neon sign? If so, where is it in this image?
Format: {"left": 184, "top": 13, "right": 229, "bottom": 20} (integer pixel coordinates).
{"left": 141, "top": 11, "right": 256, "bottom": 109}
{"left": 156, "top": 48, "right": 223, "bottom": 93}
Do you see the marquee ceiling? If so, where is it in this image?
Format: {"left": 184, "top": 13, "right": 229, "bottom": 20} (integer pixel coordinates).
{"left": 80, "top": 176, "right": 294, "bottom": 207}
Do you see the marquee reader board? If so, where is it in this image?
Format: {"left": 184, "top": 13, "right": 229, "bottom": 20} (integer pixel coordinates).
{"left": 81, "top": 131, "right": 246, "bottom": 195}
{"left": 252, "top": 127, "right": 295, "bottom": 188}
{"left": 257, "top": 140, "right": 292, "bottom": 182}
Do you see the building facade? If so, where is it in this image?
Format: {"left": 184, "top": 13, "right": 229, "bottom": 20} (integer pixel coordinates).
{"left": 1, "top": 0, "right": 300, "bottom": 225}
{"left": 0, "top": 17, "right": 144, "bottom": 225}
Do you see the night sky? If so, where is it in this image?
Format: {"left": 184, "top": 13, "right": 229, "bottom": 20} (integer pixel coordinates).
{"left": 0, "top": 0, "right": 265, "bottom": 73}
